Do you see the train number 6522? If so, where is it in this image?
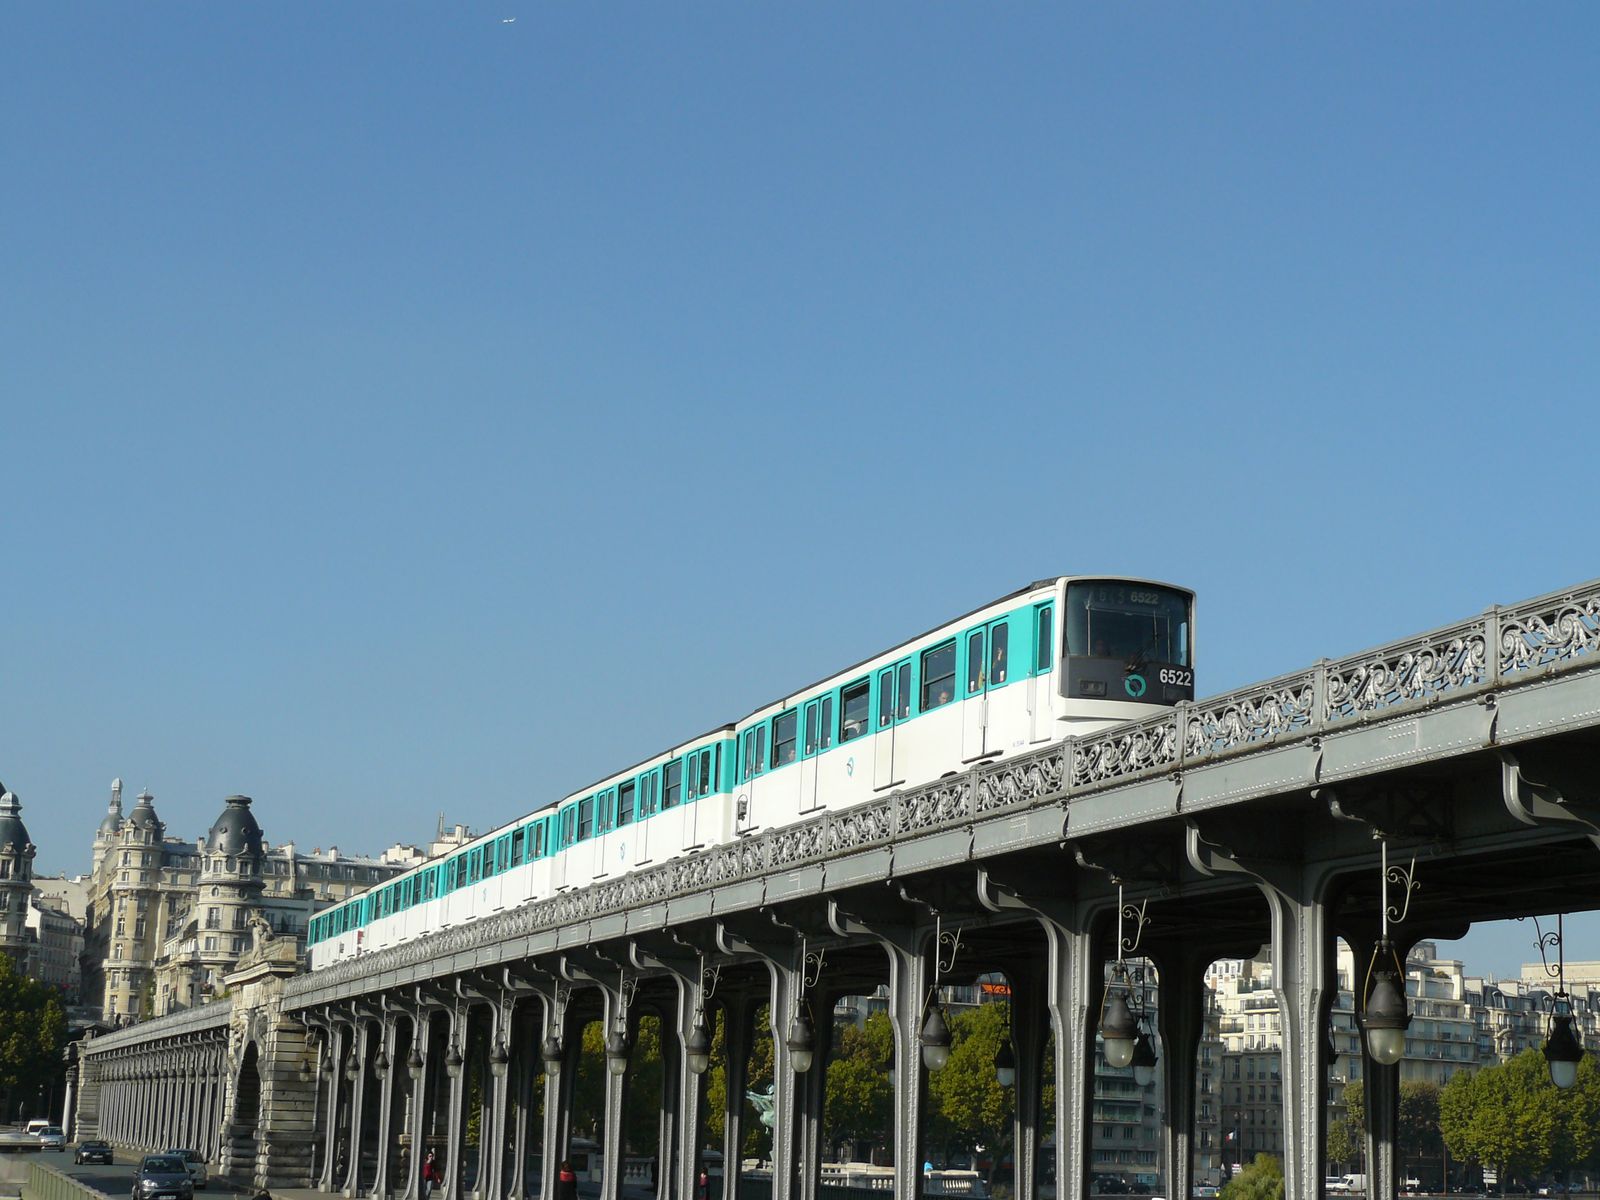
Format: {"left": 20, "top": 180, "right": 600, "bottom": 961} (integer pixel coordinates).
{"left": 1159, "top": 668, "right": 1193, "bottom": 686}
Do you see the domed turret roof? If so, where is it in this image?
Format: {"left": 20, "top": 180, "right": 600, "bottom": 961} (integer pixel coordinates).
{"left": 127, "top": 789, "right": 162, "bottom": 832}
{"left": 0, "top": 789, "right": 34, "bottom": 855}
{"left": 97, "top": 785, "right": 124, "bottom": 840}
{"left": 206, "top": 794, "right": 264, "bottom": 858}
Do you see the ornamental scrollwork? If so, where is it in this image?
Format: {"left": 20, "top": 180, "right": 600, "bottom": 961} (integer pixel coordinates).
{"left": 1500, "top": 589, "right": 1600, "bottom": 676}
{"left": 1184, "top": 678, "right": 1316, "bottom": 758}
{"left": 974, "top": 745, "right": 1065, "bottom": 814}
{"left": 1072, "top": 716, "right": 1178, "bottom": 786}
{"left": 1324, "top": 625, "right": 1486, "bottom": 721}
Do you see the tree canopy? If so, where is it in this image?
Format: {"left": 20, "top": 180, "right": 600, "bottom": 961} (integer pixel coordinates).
{"left": 0, "top": 955, "right": 67, "bottom": 1122}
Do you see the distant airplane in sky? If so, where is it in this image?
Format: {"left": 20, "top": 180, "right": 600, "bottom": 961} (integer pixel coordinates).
{"left": 501, "top": 16, "right": 516, "bottom": 22}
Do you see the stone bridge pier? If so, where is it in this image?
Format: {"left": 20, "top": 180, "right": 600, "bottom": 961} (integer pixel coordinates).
{"left": 76, "top": 951, "right": 318, "bottom": 1190}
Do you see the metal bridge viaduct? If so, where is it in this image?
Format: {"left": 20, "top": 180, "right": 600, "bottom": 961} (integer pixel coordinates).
{"left": 69, "top": 580, "right": 1600, "bottom": 1200}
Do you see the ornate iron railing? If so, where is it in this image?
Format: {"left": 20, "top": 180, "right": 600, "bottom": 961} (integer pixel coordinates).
{"left": 285, "top": 576, "right": 1600, "bottom": 1003}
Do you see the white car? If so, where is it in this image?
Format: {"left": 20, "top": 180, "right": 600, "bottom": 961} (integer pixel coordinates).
{"left": 162, "top": 1149, "right": 208, "bottom": 1189}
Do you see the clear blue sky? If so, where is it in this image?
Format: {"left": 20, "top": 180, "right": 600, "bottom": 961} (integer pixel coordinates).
{"left": 3, "top": 5, "right": 1595, "bottom": 979}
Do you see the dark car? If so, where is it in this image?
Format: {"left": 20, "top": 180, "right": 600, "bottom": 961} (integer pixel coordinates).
{"left": 75, "top": 1140, "right": 114, "bottom": 1165}
{"left": 132, "top": 1155, "right": 195, "bottom": 1200}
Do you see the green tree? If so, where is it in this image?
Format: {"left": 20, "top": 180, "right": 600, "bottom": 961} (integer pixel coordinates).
{"left": 0, "top": 956, "right": 66, "bottom": 1123}
{"left": 926, "top": 1004, "right": 1015, "bottom": 1179}
{"left": 1398, "top": 1081, "right": 1441, "bottom": 1182}
{"left": 1327, "top": 1078, "right": 1365, "bottom": 1175}
{"left": 1220, "top": 1153, "right": 1283, "bottom": 1200}
{"left": 823, "top": 1012, "right": 893, "bottom": 1163}
{"left": 1438, "top": 1051, "right": 1582, "bottom": 1190}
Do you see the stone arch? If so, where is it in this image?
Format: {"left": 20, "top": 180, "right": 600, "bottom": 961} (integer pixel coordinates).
{"left": 223, "top": 1041, "right": 263, "bottom": 1183}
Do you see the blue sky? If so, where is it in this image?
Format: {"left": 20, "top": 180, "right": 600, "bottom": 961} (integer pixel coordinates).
{"left": 2, "top": 4, "right": 1595, "bottom": 978}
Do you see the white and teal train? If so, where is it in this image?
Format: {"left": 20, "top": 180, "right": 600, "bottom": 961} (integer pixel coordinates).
{"left": 306, "top": 576, "right": 1195, "bottom": 969}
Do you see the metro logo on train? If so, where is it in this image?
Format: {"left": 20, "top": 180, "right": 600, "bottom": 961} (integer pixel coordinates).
{"left": 306, "top": 576, "right": 1195, "bottom": 969}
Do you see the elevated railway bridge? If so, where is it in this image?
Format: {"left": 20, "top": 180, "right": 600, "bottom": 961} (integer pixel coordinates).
{"left": 71, "top": 579, "right": 1600, "bottom": 1200}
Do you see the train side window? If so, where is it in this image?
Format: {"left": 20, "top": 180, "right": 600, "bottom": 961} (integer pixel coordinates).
{"left": 820, "top": 694, "right": 834, "bottom": 749}
{"left": 877, "top": 669, "right": 895, "bottom": 728}
{"left": 991, "top": 623, "right": 1009, "bottom": 685}
{"left": 618, "top": 781, "right": 636, "bottom": 827}
{"left": 663, "top": 760, "right": 683, "bottom": 809}
{"left": 640, "top": 771, "right": 659, "bottom": 816}
{"left": 511, "top": 828, "right": 524, "bottom": 866}
{"left": 697, "top": 748, "right": 714, "bottom": 796}
{"left": 533, "top": 822, "right": 547, "bottom": 858}
{"left": 841, "top": 679, "right": 870, "bottom": 741}
{"left": 446, "top": 859, "right": 459, "bottom": 891}
{"left": 803, "top": 701, "right": 818, "bottom": 757}
{"left": 772, "top": 709, "right": 798, "bottom": 767}
{"left": 897, "top": 661, "right": 911, "bottom": 719}
{"left": 921, "top": 640, "right": 956, "bottom": 710}
{"left": 577, "top": 797, "right": 595, "bottom": 840}
{"left": 561, "top": 808, "right": 575, "bottom": 848}
{"left": 1036, "top": 604, "right": 1054, "bottom": 672}
{"left": 598, "top": 789, "right": 615, "bottom": 833}
{"left": 967, "top": 630, "right": 985, "bottom": 693}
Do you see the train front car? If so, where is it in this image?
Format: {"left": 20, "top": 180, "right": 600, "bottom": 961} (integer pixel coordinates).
{"left": 1059, "top": 577, "right": 1194, "bottom": 732}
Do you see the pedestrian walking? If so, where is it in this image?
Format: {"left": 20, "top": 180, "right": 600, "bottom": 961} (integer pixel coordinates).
{"left": 557, "top": 1160, "right": 578, "bottom": 1200}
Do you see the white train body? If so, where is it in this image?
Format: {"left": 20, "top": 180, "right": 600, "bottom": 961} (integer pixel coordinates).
{"left": 308, "top": 576, "right": 1194, "bottom": 969}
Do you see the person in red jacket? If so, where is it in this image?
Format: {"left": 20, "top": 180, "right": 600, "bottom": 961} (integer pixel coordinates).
{"left": 422, "top": 1151, "right": 443, "bottom": 1199}
{"left": 557, "top": 1160, "right": 579, "bottom": 1200}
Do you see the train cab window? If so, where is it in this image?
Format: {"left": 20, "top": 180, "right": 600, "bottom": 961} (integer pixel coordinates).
{"left": 1036, "top": 604, "right": 1054, "bottom": 672}
{"left": 772, "top": 710, "right": 798, "bottom": 767}
{"left": 618, "top": 781, "right": 636, "bottom": 827}
{"left": 663, "top": 760, "right": 683, "bottom": 809}
{"left": 921, "top": 640, "right": 956, "bottom": 710}
{"left": 841, "top": 679, "right": 869, "bottom": 742}
{"left": 577, "top": 797, "right": 595, "bottom": 841}
{"left": 1065, "top": 581, "right": 1192, "bottom": 666}
{"left": 990, "top": 623, "right": 1009, "bottom": 685}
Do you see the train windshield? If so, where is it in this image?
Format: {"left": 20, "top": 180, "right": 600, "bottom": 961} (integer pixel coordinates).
{"left": 1065, "top": 581, "right": 1191, "bottom": 667}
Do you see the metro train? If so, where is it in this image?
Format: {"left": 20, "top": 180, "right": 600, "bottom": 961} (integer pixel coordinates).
{"left": 306, "top": 576, "right": 1195, "bottom": 969}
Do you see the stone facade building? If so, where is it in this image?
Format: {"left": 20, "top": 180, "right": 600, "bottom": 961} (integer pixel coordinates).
{"left": 0, "top": 786, "right": 37, "bottom": 970}
{"left": 83, "top": 781, "right": 412, "bottom": 1023}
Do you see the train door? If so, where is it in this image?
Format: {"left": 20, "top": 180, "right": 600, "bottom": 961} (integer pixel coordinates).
{"left": 962, "top": 619, "right": 1009, "bottom": 761}
{"left": 798, "top": 694, "right": 832, "bottom": 813}
{"left": 1030, "top": 602, "right": 1056, "bottom": 742}
{"left": 873, "top": 658, "right": 911, "bottom": 789}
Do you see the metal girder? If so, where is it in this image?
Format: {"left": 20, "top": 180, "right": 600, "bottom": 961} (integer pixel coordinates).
{"left": 1500, "top": 749, "right": 1600, "bottom": 851}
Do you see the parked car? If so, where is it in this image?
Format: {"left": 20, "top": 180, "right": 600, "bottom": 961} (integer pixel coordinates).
{"left": 36, "top": 1126, "right": 66, "bottom": 1151}
{"left": 162, "top": 1149, "right": 208, "bottom": 1189}
{"left": 132, "top": 1154, "right": 195, "bottom": 1200}
{"left": 75, "top": 1140, "right": 114, "bottom": 1165}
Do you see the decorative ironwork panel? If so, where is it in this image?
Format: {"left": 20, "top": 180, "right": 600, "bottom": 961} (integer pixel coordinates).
{"left": 1185, "top": 675, "right": 1317, "bottom": 758}
{"left": 896, "top": 778, "right": 971, "bottom": 834}
{"left": 974, "top": 745, "right": 1065, "bottom": 814}
{"left": 770, "top": 821, "right": 825, "bottom": 868}
{"left": 1071, "top": 716, "right": 1179, "bottom": 786}
{"left": 826, "top": 801, "right": 894, "bottom": 853}
{"left": 1324, "top": 620, "right": 1486, "bottom": 721}
{"left": 1501, "top": 585, "right": 1600, "bottom": 675}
